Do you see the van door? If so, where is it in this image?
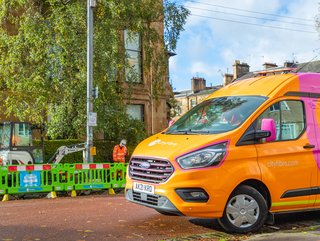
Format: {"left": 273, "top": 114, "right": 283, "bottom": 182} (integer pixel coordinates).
{"left": 254, "top": 99, "right": 318, "bottom": 211}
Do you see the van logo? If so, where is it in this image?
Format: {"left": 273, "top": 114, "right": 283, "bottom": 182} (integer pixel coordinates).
{"left": 148, "top": 139, "right": 177, "bottom": 147}
{"left": 140, "top": 162, "right": 151, "bottom": 169}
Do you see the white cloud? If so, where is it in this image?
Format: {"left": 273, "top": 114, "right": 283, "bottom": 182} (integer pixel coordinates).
{"left": 190, "top": 61, "right": 216, "bottom": 76}
{"left": 171, "top": 0, "right": 320, "bottom": 91}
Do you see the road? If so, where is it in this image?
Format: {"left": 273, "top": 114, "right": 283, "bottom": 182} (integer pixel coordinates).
{"left": 1, "top": 193, "right": 320, "bottom": 241}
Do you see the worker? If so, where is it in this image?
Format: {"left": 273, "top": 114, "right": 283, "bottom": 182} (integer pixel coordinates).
{"left": 113, "top": 139, "right": 129, "bottom": 163}
{"left": 113, "top": 139, "right": 129, "bottom": 181}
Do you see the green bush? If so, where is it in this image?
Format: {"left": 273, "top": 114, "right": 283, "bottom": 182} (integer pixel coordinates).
{"left": 35, "top": 140, "right": 136, "bottom": 163}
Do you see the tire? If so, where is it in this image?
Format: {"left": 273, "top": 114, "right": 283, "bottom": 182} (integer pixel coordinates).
{"left": 218, "top": 185, "right": 268, "bottom": 234}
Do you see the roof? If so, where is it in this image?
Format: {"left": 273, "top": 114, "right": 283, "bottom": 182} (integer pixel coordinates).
{"left": 174, "top": 90, "right": 193, "bottom": 97}
{"left": 208, "top": 73, "right": 298, "bottom": 98}
{"left": 295, "top": 60, "right": 320, "bottom": 72}
{"left": 174, "top": 86, "right": 222, "bottom": 98}
{"left": 236, "top": 60, "right": 320, "bottom": 81}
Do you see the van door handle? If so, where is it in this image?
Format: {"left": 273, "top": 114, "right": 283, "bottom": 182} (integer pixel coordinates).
{"left": 303, "top": 144, "right": 315, "bottom": 149}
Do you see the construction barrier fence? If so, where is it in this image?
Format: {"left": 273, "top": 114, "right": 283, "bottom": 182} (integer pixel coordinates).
{"left": 0, "top": 163, "right": 127, "bottom": 198}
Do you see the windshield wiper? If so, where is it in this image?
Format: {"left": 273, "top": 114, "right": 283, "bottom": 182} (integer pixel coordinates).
{"left": 168, "top": 129, "right": 210, "bottom": 134}
{"left": 168, "top": 130, "right": 190, "bottom": 134}
{"left": 189, "top": 129, "right": 210, "bottom": 134}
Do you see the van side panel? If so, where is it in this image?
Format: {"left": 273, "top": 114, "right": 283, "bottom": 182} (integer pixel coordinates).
{"left": 257, "top": 132, "right": 317, "bottom": 211}
{"left": 298, "top": 74, "right": 320, "bottom": 207}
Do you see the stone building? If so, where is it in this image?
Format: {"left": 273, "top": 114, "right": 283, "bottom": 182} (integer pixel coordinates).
{"left": 122, "top": 26, "right": 172, "bottom": 134}
{"left": 174, "top": 77, "right": 221, "bottom": 116}
{"left": 223, "top": 60, "right": 250, "bottom": 85}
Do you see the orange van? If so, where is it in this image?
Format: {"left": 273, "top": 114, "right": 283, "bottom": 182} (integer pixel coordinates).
{"left": 125, "top": 72, "right": 320, "bottom": 233}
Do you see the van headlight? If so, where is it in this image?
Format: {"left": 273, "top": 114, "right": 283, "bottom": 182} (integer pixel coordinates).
{"left": 176, "top": 142, "right": 227, "bottom": 169}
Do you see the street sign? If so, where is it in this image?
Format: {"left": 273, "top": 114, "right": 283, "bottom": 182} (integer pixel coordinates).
{"left": 90, "top": 146, "right": 96, "bottom": 156}
{"left": 88, "top": 112, "right": 97, "bottom": 126}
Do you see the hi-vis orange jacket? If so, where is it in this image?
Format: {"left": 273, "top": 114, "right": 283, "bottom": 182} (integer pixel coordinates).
{"left": 113, "top": 145, "right": 128, "bottom": 163}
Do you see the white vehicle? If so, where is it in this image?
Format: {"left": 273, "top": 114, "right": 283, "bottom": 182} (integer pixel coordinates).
{"left": 48, "top": 143, "right": 86, "bottom": 164}
{"left": 0, "top": 122, "right": 44, "bottom": 165}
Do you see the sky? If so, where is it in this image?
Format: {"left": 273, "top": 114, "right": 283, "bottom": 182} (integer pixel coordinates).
{"left": 169, "top": 0, "right": 320, "bottom": 91}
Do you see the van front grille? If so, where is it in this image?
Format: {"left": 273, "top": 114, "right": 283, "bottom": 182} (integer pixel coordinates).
{"left": 129, "top": 157, "right": 174, "bottom": 184}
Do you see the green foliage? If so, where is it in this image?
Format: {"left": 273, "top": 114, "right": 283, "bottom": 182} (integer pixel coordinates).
{"left": 164, "top": 0, "right": 190, "bottom": 52}
{"left": 168, "top": 93, "right": 181, "bottom": 118}
{"left": 0, "top": 0, "right": 189, "bottom": 142}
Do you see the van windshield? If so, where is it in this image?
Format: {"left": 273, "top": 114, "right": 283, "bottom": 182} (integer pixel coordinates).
{"left": 166, "top": 96, "right": 266, "bottom": 134}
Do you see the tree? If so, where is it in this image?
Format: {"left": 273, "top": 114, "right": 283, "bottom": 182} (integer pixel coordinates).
{"left": 0, "top": 0, "right": 189, "bottom": 144}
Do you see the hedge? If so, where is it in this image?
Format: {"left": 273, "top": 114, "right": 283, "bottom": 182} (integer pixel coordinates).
{"left": 34, "top": 140, "right": 135, "bottom": 164}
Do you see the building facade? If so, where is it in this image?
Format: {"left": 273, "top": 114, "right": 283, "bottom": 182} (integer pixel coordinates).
{"left": 122, "top": 25, "right": 172, "bottom": 134}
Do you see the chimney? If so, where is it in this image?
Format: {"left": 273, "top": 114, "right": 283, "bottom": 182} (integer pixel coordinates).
{"left": 233, "top": 60, "right": 250, "bottom": 79}
{"left": 284, "top": 61, "right": 295, "bottom": 68}
{"left": 263, "top": 62, "right": 278, "bottom": 69}
{"left": 223, "top": 74, "right": 234, "bottom": 86}
{"left": 191, "top": 77, "right": 206, "bottom": 92}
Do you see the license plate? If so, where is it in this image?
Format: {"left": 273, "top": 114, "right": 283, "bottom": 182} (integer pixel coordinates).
{"left": 133, "top": 182, "right": 154, "bottom": 194}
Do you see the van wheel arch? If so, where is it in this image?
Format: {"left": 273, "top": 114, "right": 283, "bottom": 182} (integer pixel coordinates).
{"left": 238, "top": 179, "right": 271, "bottom": 209}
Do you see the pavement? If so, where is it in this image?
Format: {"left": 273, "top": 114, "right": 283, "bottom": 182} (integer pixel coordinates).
{"left": 242, "top": 210, "right": 320, "bottom": 241}
{"left": 162, "top": 221, "right": 320, "bottom": 241}
{"left": 247, "top": 231, "right": 320, "bottom": 241}
{"left": 238, "top": 224, "right": 320, "bottom": 241}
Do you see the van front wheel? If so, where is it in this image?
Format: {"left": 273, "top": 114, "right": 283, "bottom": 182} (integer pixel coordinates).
{"left": 218, "top": 185, "right": 268, "bottom": 233}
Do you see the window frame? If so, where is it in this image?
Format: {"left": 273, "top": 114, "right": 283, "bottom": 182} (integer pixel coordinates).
{"left": 13, "top": 123, "right": 33, "bottom": 147}
{"left": 127, "top": 104, "right": 145, "bottom": 122}
{"left": 124, "top": 29, "right": 142, "bottom": 84}
{"left": 254, "top": 99, "right": 306, "bottom": 142}
{"left": 190, "top": 99, "right": 196, "bottom": 109}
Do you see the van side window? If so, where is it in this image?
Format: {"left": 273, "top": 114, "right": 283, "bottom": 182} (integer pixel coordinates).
{"left": 255, "top": 100, "right": 305, "bottom": 141}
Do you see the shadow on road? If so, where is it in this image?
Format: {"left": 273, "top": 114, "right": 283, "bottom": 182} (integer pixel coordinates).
{"left": 272, "top": 210, "right": 320, "bottom": 229}
{"left": 189, "top": 218, "right": 221, "bottom": 230}
{"left": 188, "top": 210, "right": 320, "bottom": 234}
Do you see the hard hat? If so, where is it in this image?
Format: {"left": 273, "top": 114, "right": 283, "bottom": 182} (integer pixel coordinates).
{"left": 120, "top": 139, "right": 127, "bottom": 146}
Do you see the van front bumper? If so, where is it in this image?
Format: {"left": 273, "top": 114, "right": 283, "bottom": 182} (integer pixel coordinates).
{"left": 125, "top": 167, "right": 228, "bottom": 218}
{"left": 125, "top": 189, "right": 183, "bottom": 216}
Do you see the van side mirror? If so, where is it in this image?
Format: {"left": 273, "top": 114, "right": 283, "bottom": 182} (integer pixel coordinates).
{"left": 239, "top": 130, "right": 271, "bottom": 144}
{"left": 261, "top": 118, "right": 276, "bottom": 142}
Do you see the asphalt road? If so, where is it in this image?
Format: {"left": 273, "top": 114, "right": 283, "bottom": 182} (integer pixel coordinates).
{"left": 1, "top": 193, "right": 320, "bottom": 241}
